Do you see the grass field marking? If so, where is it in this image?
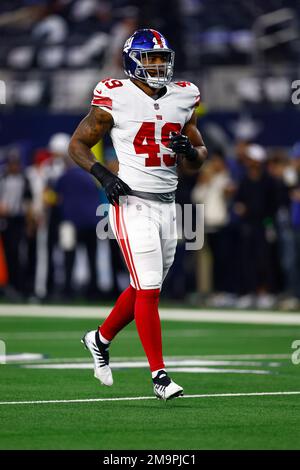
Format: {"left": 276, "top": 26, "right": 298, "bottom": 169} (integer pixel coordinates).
{"left": 1, "top": 306, "right": 300, "bottom": 324}
{"left": 166, "top": 367, "right": 272, "bottom": 374}
{"left": 0, "top": 339, "right": 5, "bottom": 364}
{"left": 1, "top": 354, "right": 291, "bottom": 365}
{"left": 194, "top": 354, "right": 290, "bottom": 360}
{"left": 21, "top": 358, "right": 280, "bottom": 369}
{"left": 0, "top": 391, "right": 300, "bottom": 406}
{"left": 0, "top": 353, "right": 44, "bottom": 363}
{"left": 18, "top": 353, "right": 293, "bottom": 362}
{"left": 20, "top": 364, "right": 274, "bottom": 374}
{"left": 2, "top": 328, "right": 299, "bottom": 340}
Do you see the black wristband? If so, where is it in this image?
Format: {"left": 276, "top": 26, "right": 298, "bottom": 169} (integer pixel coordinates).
{"left": 90, "top": 162, "right": 113, "bottom": 186}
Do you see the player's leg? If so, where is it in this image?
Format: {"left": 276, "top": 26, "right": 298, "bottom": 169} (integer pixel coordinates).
{"left": 82, "top": 197, "right": 182, "bottom": 398}
{"left": 150, "top": 201, "right": 183, "bottom": 400}
{"left": 99, "top": 285, "right": 136, "bottom": 341}
{"left": 100, "top": 199, "right": 175, "bottom": 347}
{"left": 114, "top": 198, "right": 165, "bottom": 373}
{"left": 120, "top": 197, "right": 183, "bottom": 400}
{"left": 97, "top": 204, "right": 137, "bottom": 343}
{"left": 81, "top": 202, "right": 136, "bottom": 387}
{"left": 81, "top": 281, "right": 135, "bottom": 386}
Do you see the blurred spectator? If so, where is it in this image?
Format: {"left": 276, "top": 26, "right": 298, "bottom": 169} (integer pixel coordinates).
{"left": 25, "top": 148, "right": 51, "bottom": 297}
{"left": 227, "top": 139, "right": 249, "bottom": 184}
{"left": 26, "top": 148, "right": 51, "bottom": 224}
{"left": 32, "top": 13, "right": 68, "bottom": 44}
{"left": 55, "top": 159, "right": 100, "bottom": 299}
{"left": 266, "top": 149, "right": 299, "bottom": 309}
{"left": 103, "top": 146, "right": 128, "bottom": 297}
{"left": 286, "top": 142, "right": 300, "bottom": 308}
{"left": 234, "top": 144, "right": 278, "bottom": 308}
{"left": 43, "top": 132, "right": 69, "bottom": 299}
{"left": 0, "top": 1, "right": 48, "bottom": 30}
{"left": 0, "top": 150, "right": 32, "bottom": 299}
{"left": 162, "top": 165, "right": 198, "bottom": 301}
{"left": 102, "top": 6, "right": 139, "bottom": 75}
{"left": 192, "top": 149, "right": 235, "bottom": 304}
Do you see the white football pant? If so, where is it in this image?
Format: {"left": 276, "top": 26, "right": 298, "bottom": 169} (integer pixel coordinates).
{"left": 109, "top": 195, "right": 177, "bottom": 290}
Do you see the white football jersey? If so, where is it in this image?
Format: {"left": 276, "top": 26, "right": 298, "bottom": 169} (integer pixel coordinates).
{"left": 91, "top": 78, "right": 200, "bottom": 193}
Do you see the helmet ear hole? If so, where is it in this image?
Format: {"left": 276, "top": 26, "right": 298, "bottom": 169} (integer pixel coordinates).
{"left": 123, "top": 29, "right": 174, "bottom": 89}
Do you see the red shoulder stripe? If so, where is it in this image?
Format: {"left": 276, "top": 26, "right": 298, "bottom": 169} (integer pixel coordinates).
{"left": 91, "top": 96, "right": 113, "bottom": 109}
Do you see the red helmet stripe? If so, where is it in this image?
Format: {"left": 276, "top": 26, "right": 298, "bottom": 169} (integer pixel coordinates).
{"left": 150, "top": 29, "right": 163, "bottom": 48}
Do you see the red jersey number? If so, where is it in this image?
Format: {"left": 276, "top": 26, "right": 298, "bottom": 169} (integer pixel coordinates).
{"left": 133, "top": 122, "right": 181, "bottom": 167}
{"left": 101, "top": 78, "right": 123, "bottom": 89}
{"left": 133, "top": 123, "right": 161, "bottom": 167}
{"left": 174, "top": 81, "right": 191, "bottom": 87}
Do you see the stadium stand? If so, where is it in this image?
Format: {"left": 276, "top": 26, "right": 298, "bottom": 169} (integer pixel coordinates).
{"left": 1, "top": 1, "right": 300, "bottom": 310}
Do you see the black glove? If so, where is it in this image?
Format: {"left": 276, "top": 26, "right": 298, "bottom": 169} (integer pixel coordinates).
{"left": 168, "top": 132, "right": 198, "bottom": 161}
{"left": 90, "top": 162, "right": 131, "bottom": 205}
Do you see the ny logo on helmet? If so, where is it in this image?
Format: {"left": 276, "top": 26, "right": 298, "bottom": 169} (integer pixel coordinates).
{"left": 123, "top": 36, "right": 134, "bottom": 53}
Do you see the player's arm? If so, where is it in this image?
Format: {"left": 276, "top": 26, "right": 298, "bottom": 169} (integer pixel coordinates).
{"left": 168, "top": 110, "right": 208, "bottom": 171}
{"left": 69, "top": 106, "right": 131, "bottom": 204}
{"left": 69, "top": 106, "right": 112, "bottom": 172}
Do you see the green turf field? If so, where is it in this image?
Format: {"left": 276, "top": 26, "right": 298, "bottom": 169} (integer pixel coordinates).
{"left": 0, "top": 310, "right": 300, "bottom": 450}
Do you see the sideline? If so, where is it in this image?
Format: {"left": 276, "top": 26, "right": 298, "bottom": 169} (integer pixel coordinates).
{"left": 0, "top": 391, "right": 299, "bottom": 406}
{"left": 0, "top": 305, "right": 300, "bottom": 325}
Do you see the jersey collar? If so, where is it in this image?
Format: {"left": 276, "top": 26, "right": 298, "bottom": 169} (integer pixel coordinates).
{"left": 128, "top": 79, "right": 169, "bottom": 102}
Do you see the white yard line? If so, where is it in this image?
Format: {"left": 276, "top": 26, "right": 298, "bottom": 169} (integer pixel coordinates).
{"left": 16, "top": 354, "right": 296, "bottom": 361}
{"left": 193, "top": 354, "right": 290, "bottom": 360}
{"left": 0, "top": 305, "right": 300, "bottom": 324}
{"left": 0, "top": 391, "right": 299, "bottom": 406}
{"left": 0, "top": 353, "right": 44, "bottom": 362}
{"left": 166, "top": 367, "right": 272, "bottom": 374}
{"left": 21, "top": 364, "right": 273, "bottom": 375}
{"left": 2, "top": 354, "right": 291, "bottom": 364}
{"left": 21, "top": 359, "right": 280, "bottom": 369}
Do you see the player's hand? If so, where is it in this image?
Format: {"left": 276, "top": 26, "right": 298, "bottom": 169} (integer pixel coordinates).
{"left": 102, "top": 175, "right": 132, "bottom": 205}
{"left": 90, "top": 162, "right": 131, "bottom": 205}
{"left": 168, "top": 132, "right": 198, "bottom": 161}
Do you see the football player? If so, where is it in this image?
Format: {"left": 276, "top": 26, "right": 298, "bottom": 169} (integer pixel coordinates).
{"left": 69, "top": 29, "right": 208, "bottom": 400}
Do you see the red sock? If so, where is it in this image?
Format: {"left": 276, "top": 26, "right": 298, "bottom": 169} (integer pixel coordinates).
{"left": 99, "top": 285, "right": 136, "bottom": 341}
{"left": 134, "top": 288, "right": 165, "bottom": 372}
